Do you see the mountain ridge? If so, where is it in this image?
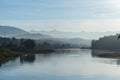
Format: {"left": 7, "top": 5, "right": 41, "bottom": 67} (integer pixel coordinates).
{"left": 30, "top": 30, "right": 120, "bottom": 39}
{"left": 0, "top": 25, "right": 91, "bottom": 47}
{"left": 0, "top": 26, "right": 28, "bottom": 37}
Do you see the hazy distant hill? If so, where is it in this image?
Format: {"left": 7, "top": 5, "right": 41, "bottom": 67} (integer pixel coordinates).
{"left": 14, "top": 33, "right": 91, "bottom": 47}
{"left": 58, "top": 38, "right": 91, "bottom": 47}
{"left": 30, "top": 30, "right": 120, "bottom": 39}
{"left": 0, "top": 25, "right": 91, "bottom": 47}
{"left": 14, "top": 33, "right": 52, "bottom": 39}
{"left": 0, "top": 26, "right": 28, "bottom": 37}
{"left": 35, "top": 37, "right": 91, "bottom": 48}
{"left": 0, "top": 26, "right": 52, "bottom": 39}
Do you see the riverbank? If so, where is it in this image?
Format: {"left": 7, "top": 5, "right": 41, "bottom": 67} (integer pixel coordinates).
{"left": 0, "top": 48, "right": 19, "bottom": 64}
{"left": 97, "top": 52, "right": 120, "bottom": 59}
{"left": 0, "top": 48, "right": 56, "bottom": 64}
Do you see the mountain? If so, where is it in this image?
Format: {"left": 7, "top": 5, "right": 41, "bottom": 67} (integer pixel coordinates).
{"left": 14, "top": 33, "right": 91, "bottom": 47}
{"left": 35, "top": 37, "right": 91, "bottom": 48}
{"left": 30, "top": 30, "right": 120, "bottom": 39}
{"left": 14, "top": 33, "right": 52, "bottom": 39}
{"left": 0, "top": 26, "right": 52, "bottom": 39}
{"left": 58, "top": 38, "right": 91, "bottom": 47}
{"left": 0, "top": 25, "right": 91, "bottom": 47}
{"left": 0, "top": 26, "right": 28, "bottom": 37}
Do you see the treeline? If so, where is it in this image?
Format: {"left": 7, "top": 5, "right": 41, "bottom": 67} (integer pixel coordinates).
{"left": 92, "top": 34, "right": 120, "bottom": 51}
{"left": 36, "top": 42, "right": 74, "bottom": 50}
{"left": 0, "top": 37, "right": 77, "bottom": 52}
{"left": 0, "top": 37, "right": 35, "bottom": 52}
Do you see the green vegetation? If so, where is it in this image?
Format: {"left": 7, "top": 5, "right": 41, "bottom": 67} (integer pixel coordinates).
{"left": 0, "top": 37, "right": 79, "bottom": 65}
{"left": 0, "top": 48, "right": 19, "bottom": 64}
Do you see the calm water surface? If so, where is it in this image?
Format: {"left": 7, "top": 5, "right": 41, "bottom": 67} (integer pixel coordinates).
{"left": 0, "top": 49, "right": 120, "bottom": 80}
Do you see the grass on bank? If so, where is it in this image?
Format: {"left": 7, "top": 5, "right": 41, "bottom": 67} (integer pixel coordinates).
{"left": 0, "top": 48, "right": 19, "bottom": 63}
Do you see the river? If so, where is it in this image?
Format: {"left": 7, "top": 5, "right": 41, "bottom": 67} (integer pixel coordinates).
{"left": 0, "top": 49, "right": 120, "bottom": 80}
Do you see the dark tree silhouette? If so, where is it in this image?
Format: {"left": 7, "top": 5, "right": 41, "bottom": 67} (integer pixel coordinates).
{"left": 118, "top": 35, "right": 120, "bottom": 39}
{"left": 23, "top": 39, "right": 36, "bottom": 50}
{"left": 20, "top": 38, "right": 25, "bottom": 47}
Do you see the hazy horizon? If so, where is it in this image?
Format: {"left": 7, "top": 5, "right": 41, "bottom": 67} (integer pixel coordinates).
{"left": 1, "top": 25, "right": 120, "bottom": 33}
{"left": 1, "top": 0, "right": 120, "bottom": 32}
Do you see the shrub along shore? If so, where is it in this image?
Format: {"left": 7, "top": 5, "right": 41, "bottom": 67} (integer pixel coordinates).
{"left": 0, "top": 48, "right": 19, "bottom": 64}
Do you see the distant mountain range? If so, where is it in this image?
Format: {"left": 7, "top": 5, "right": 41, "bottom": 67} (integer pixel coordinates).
{"left": 0, "top": 26, "right": 28, "bottom": 37}
{"left": 0, "top": 26, "right": 91, "bottom": 47}
{"left": 1, "top": 25, "right": 119, "bottom": 40}
{"left": 30, "top": 30, "right": 120, "bottom": 39}
{"left": 35, "top": 38, "right": 91, "bottom": 47}
{"left": 1, "top": 25, "right": 120, "bottom": 48}
{"left": 14, "top": 33, "right": 52, "bottom": 39}
{"left": 0, "top": 26, "right": 52, "bottom": 39}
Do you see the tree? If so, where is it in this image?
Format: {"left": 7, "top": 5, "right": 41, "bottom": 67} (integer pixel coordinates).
{"left": 23, "top": 39, "right": 36, "bottom": 50}
{"left": 42, "top": 42, "right": 51, "bottom": 49}
{"left": 118, "top": 35, "right": 120, "bottom": 39}
{"left": 20, "top": 38, "right": 25, "bottom": 47}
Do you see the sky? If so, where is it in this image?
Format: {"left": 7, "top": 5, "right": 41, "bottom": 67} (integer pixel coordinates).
{"left": 0, "top": 0, "right": 120, "bottom": 32}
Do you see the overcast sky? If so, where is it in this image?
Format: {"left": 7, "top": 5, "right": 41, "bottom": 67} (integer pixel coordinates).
{"left": 0, "top": 0, "right": 120, "bottom": 32}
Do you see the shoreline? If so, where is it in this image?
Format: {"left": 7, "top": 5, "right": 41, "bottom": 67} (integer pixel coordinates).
{"left": 97, "top": 52, "right": 120, "bottom": 59}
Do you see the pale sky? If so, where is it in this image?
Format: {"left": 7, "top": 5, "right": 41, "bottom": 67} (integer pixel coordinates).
{"left": 0, "top": 0, "right": 120, "bottom": 32}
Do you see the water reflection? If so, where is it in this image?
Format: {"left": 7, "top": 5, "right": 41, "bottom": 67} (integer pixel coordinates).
{"left": 91, "top": 50, "right": 120, "bottom": 65}
{"left": 0, "top": 57, "right": 18, "bottom": 68}
{"left": 20, "top": 54, "right": 36, "bottom": 63}
{"left": 1, "top": 49, "right": 120, "bottom": 80}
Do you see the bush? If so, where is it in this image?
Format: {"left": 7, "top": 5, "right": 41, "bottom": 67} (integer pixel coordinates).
{"left": 0, "top": 48, "right": 19, "bottom": 63}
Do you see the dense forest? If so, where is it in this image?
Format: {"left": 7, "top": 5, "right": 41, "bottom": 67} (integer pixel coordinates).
{"left": 0, "top": 37, "right": 80, "bottom": 52}
{"left": 92, "top": 34, "right": 120, "bottom": 51}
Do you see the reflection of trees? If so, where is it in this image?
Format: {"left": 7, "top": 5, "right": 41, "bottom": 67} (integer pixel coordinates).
{"left": 20, "top": 54, "right": 36, "bottom": 63}
{"left": 91, "top": 50, "right": 110, "bottom": 57}
{"left": 116, "top": 59, "right": 120, "bottom": 65}
{"left": 91, "top": 50, "right": 120, "bottom": 65}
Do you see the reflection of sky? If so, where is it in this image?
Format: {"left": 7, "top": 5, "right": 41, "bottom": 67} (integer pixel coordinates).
{"left": 1, "top": 49, "right": 120, "bottom": 80}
